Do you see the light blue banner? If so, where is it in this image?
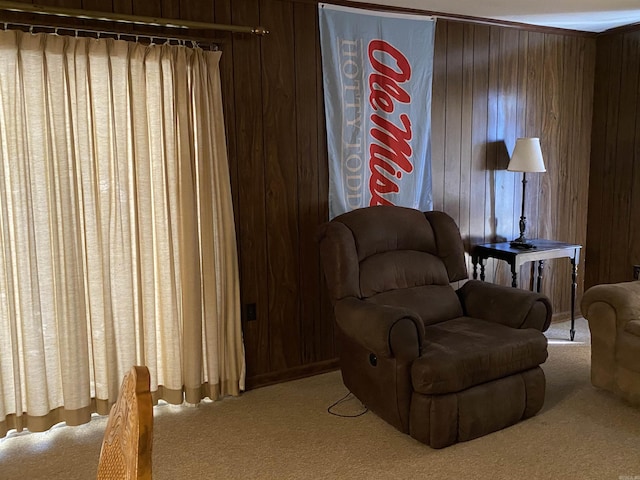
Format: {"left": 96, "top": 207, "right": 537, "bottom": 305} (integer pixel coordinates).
{"left": 319, "top": 4, "right": 435, "bottom": 219}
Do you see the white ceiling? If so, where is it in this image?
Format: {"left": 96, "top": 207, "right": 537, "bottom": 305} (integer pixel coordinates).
{"left": 348, "top": 0, "right": 640, "bottom": 32}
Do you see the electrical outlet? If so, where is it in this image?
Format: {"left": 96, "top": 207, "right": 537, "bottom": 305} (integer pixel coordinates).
{"left": 246, "top": 303, "right": 257, "bottom": 321}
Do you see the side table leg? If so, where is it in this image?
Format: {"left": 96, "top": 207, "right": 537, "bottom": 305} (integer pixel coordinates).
{"left": 480, "top": 261, "right": 486, "bottom": 282}
{"left": 472, "top": 257, "right": 478, "bottom": 280}
{"left": 570, "top": 257, "right": 578, "bottom": 341}
{"left": 511, "top": 263, "right": 518, "bottom": 288}
{"left": 536, "top": 260, "right": 545, "bottom": 293}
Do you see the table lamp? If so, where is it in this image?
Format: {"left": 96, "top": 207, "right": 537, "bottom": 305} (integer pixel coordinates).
{"left": 507, "top": 137, "right": 546, "bottom": 249}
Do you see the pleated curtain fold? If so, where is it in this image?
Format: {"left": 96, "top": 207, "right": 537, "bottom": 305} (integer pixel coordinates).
{"left": 0, "top": 29, "right": 245, "bottom": 438}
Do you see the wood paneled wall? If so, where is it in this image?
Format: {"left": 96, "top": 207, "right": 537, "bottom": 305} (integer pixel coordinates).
{"left": 586, "top": 29, "right": 640, "bottom": 287}
{"left": 431, "top": 22, "right": 595, "bottom": 310}
{"left": 228, "top": 6, "right": 596, "bottom": 386}
{"left": 2, "top": 0, "right": 597, "bottom": 388}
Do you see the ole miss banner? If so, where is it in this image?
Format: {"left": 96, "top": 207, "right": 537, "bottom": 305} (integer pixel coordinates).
{"left": 319, "top": 4, "right": 436, "bottom": 219}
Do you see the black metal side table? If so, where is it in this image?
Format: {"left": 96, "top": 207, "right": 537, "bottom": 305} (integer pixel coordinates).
{"left": 471, "top": 239, "right": 582, "bottom": 341}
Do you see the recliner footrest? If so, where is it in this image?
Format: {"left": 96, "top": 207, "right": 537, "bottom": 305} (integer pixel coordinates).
{"left": 409, "top": 367, "right": 545, "bottom": 448}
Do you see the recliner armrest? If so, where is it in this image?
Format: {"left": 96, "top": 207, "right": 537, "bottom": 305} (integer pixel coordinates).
{"left": 457, "top": 280, "right": 552, "bottom": 331}
{"left": 334, "top": 297, "right": 424, "bottom": 360}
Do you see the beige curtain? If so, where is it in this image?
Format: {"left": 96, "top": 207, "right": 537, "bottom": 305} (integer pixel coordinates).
{"left": 0, "top": 30, "right": 245, "bottom": 438}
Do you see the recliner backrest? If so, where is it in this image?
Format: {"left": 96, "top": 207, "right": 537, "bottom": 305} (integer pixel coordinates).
{"left": 319, "top": 206, "right": 469, "bottom": 325}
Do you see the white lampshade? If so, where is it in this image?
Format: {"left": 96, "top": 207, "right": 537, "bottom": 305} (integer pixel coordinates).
{"left": 507, "top": 138, "right": 546, "bottom": 173}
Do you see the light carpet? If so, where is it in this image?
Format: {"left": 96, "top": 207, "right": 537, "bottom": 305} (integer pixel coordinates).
{"left": 1, "top": 318, "right": 639, "bottom": 479}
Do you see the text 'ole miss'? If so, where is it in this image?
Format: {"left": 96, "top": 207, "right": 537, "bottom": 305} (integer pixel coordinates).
{"left": 368, "top": 39, "right": 413, "bottom": 207}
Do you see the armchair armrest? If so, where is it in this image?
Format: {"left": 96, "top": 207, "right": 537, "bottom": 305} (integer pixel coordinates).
{"left": 581, "top": 281, "right": 640, "bottom": 331}
{"left": 334, "top": 297, "right": 425, "bottom": 360}
{"left": 457, "top": 280, "right": 552, "bottom": 331}
{"left": 580, "top": 281, "right": 640, "bottom": 391}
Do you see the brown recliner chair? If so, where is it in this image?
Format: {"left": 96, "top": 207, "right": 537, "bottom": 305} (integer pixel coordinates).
{"left": 581, "top": 281, "right": 640, "bottom": 406}
{"left": 318, "top": 206, "right": 552, "bottom": 448}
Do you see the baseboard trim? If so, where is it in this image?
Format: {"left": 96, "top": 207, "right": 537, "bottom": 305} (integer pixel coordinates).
{"left": 245, "top": 359, "right": 340, "bottom": 390}
{"left": 551, "top": 310, "right": 582, "bottom": 323}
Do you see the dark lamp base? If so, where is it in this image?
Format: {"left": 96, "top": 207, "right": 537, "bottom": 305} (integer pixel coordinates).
{"left": 510, "top": 239, "right": 536, "bottom": 250}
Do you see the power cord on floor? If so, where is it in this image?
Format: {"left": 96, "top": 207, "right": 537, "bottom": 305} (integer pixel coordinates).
{"left": 327, "top": 391, "right": 369, "bottom": 418}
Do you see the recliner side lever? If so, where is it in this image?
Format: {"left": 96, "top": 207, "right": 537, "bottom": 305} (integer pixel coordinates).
{"left": 369, "top": 353, "right": 377, "bottom": 366}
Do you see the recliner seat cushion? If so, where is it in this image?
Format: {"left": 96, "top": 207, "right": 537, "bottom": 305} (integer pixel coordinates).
{"left": 412, "top": 317, "right": 548, "bottom": 395}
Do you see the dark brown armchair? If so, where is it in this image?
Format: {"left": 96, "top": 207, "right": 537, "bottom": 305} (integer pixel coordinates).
{"left": 318, "top": 206, "right": 552, "bottom": 448}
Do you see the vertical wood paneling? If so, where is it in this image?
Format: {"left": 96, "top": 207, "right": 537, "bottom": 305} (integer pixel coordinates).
{"left": 493, "top": 28, "right": 518, "bottom": 286}
{"left": 293, "top": 2, "right": 322, "bottom": 364}
{"left": 484, "top": 27, "right": 501, "bottom": 281}
{"left": 630, "top": 33, "right": 640, "bottom": 273}
{"left": 577, "top": 38, "right": 596, "bottom": 274}
{"left": 568, "top": 37, "right": 583, "bottom": 248}
{"left": 443, "top": 23, "right": 463, "bottom": 227}
{"left": 469, "top": 25, "right": 489, "bottom": 250}
{"left": 587, "top": 30, "right": 640, "bottom": 287}
{"left": 81, "top": 0, "right": 111, "bottom": 11}
{"left": 515, "top": 31, "right": 527, "bottom": 140}
{"left": 585, "top": 36, "right": 611, "bottom": 288}
{"left": 260, "top": 0, "right": 301, "bottom": 371}
{"left": 527, "top": 33, "right": 544, "bottom": 292}
{"left": 111, "top": 0, "right": 132, "bottom": 13}
{"left": 214, "top": 0, "right": 239, "bottom": 237}
{"left": 569, "top": 37, "right": 593, "bottom": 299}
{"left": 231, "top": 0, "right": 270, "bottom": 377}
{"left": 609, "top": 35, "right": 638, "bottom": 280}
{"left": 515, "top": 30, "right": 533, "bottom": 290}
{"left": 160, "top": 0, "right": 180, "bottom": 19}
{"left": 484, "top": 26, "right": 497, "bottom": 243}
{"left": 178, "top": 0, "right": 207, "bottom": 21}
{"left": 538, "top": 35, "right": 562, "bottom": 299}
{"left": 40, "top": 0, "right": 82, "bottom": 8}
{"left": 131, "top": 0, "right": 161, "bottom": 17}
{"left": 540, "top": 35, "right": 562, "bottom": 243}
{"left": 524, "top": 32, "right": 545, "bottom": 245}
{"left": 459, "top": 23, "right": 474, "bottom": 259}
{"left": 554, "top": 36, "right": 577, "bottom": 308}
{"left": 600, "top": 36, "right": 623, "bottom": 282}
{"left": 497, "top": 28, "right": 518, "bottom": 242}
{"left": 431, "top": 22, "right": 447, "bottom": 211}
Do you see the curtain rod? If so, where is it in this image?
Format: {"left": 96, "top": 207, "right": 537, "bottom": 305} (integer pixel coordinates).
{"left": 1, "top": 22, "right": 223, "bottom": 49}
{"left": 0, "top": 1, "right": 269, "bottom": 36}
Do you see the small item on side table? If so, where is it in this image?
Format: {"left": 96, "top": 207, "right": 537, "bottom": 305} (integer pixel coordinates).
{"left": 510, "top": 238, "right": 536, "bottom": 250}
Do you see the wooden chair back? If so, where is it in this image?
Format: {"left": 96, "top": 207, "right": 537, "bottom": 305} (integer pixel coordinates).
{"left": 97, "top": 366, "right": 153, "bottom": 480}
